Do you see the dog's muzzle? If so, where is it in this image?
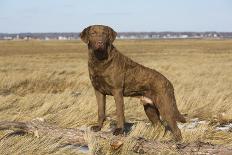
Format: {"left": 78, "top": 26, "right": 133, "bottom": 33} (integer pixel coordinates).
{"left": 95, "top": 41, "right": 105, "bottom": 49}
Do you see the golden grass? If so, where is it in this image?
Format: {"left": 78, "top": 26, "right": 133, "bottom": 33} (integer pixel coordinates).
{"left": 0, "top": 39, "right": 232, "bottom": 154}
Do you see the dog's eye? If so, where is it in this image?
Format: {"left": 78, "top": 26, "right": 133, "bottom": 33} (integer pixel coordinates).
{"left": 90, "top": 32, "right": 96, "bottom": 35}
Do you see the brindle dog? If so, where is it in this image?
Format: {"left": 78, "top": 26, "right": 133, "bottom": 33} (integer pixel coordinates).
{"left": 80, "top": 25, "right": 186, "bottom": 141}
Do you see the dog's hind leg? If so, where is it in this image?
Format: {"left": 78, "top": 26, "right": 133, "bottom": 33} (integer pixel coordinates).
{"left": 163, "top": 112, "right": 182, "bottom": 141}
{"left": 140, "top": 93, "right": 161, "bottom": 125}
{"left": 156, "top": 93, "right": 183, "bottom": 141}
{"left": 142, "top": 94, "right": 170, "bottom": 136}
{"left": 143, "top": 104, "right": 161, "bottom": 125}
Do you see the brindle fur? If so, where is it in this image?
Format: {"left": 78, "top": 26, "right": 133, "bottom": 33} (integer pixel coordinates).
{"left": 80, "top": 25, "right": 186, "bottom": 141}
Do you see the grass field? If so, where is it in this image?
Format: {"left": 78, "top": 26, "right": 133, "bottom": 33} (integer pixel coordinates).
{"left": 0, "top": 39, "right": 232, "bottom": 154}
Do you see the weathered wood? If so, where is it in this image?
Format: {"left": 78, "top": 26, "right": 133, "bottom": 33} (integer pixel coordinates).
{"left": 0, "top": 119, "right": 87, "bottom": 146}
{"left": 0, "top": 119, "right": 232, "bottom": 154}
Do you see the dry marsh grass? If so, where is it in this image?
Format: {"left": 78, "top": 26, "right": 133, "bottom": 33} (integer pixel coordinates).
{"left": 0, "top": 39, "right": 232, "bottom": 154}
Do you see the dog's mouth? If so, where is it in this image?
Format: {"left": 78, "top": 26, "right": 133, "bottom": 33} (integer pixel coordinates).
{"left": 88, "top": 40, "right": 109, "bottom": 60}
{"left": 93, "top": 49, "right": 108, "bottom": 60}
{"left": 94, "top": 43, "right": 107, "bottom": 51}
{"left": 94, "top": 47, "right": 105, "bottom": 52}
{"left": 94, "top": 46, "right": 106, "bottom": 51}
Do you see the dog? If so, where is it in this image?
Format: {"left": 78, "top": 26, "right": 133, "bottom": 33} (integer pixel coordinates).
{"left": 80, "top": 25, "right": 186, "bottom": 141}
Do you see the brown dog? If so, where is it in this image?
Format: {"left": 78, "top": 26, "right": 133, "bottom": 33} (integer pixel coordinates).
{"left": 80, "top": 25, "right": 186, "bottom": 141}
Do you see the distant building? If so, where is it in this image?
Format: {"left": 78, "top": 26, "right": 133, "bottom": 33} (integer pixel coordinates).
{"left": 58, "top": 36, "right": 67, "bottom": 40}
{"left": 45, "top": 37, "right": 50, "bottom": 41}
{"left": 23, "top": 36, "right": 32, "bottom": 40}
{"left": 180, "top": 35, "right": 188, "bottom": 38}
{"left": 3, "top": 36, "right": 13, "bottom": 40}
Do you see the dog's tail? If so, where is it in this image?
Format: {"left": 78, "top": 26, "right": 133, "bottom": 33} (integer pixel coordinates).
{"left": 172, "top": 99, "right": 186, "bottom": 123}
{"left": 167, "top": 82, "right": 187, "bottom": 123}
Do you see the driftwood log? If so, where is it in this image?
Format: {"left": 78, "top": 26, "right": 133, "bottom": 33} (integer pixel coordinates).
{"left": 0, "top": 119, "right": 232, "bottom": 154}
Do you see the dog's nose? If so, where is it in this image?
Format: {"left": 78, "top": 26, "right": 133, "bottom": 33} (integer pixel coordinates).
{"left": 97, "top": 41, "right": 103, "bottom": 46}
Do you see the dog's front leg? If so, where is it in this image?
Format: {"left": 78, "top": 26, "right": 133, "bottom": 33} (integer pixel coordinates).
{"left": 112, "top": 89, "right": 125, "bottom": 135}
{"left": 91, "top": 89, "right": 106, "bottom": 132}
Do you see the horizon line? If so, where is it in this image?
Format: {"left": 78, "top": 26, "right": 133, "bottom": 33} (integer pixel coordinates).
{"left": 1, "top": 31, "right": 232, "bottom": 34}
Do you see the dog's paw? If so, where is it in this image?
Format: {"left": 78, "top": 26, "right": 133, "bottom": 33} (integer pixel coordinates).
{"left": 113, "top": 128, "right": 124, "bottom": 136}
{"left": 90, "top": 125, "right": 102, "bottom": 132}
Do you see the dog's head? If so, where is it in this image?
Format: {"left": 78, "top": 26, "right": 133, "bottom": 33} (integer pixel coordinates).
{"left": 80, "top": 25, "right": 117, "bottom": 52}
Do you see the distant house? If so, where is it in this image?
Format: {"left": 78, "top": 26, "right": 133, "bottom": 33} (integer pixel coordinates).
{"left": 180, "top": 35, "right": 188, "bottom": 38}
{"left": 151, "top": 34, "right": 160, "bottom": 39}
{"left": 45, "top": 37, "right": 50, "bottom": 41}
{"left": 58, "top": 36, "right": 67, "bottom": 40}
{"left": 23, "top": 36, "right": 32, "bottom": 40}
{"left": 3, "top": 36, "right": 13, "bottom": 40}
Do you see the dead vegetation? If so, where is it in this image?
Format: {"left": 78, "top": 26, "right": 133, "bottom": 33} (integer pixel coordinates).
{"left": 1, "top": 119, "right": 232, "bottom": 155}
{"left": 0, "top": 39, "right": 232, "bottom": 154}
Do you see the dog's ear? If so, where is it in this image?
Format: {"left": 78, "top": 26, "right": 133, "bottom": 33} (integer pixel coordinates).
{"left": 80, "top": 26, "right": 91, "bottom": 44}
{"left": 108, "top": 27, "right": 117, "bottom": 43}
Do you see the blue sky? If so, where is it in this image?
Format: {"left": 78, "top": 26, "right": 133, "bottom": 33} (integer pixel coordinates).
{"left": 0, "top": 0, "right": 231, "bottom": 33}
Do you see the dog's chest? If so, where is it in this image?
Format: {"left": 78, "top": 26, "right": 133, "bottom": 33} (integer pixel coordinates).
{"left": 89, "top": 68, "right": 114, "bottom": 95}
{"left": 90, "top": 75, "right": 113, "bottom": 95}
